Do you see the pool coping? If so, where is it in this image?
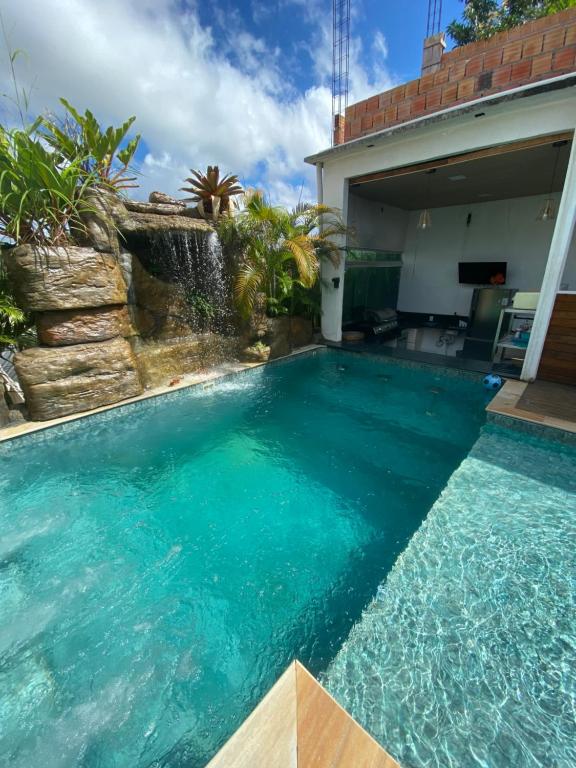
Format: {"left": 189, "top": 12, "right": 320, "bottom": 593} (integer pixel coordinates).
{"left": 0, "top": 345, "right": 325, "bottom": 444}
{"left": 487, "top": 379, "right": 576, "bottom": 436}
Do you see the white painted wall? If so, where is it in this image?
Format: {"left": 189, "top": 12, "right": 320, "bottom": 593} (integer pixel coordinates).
{"left": 398, "top": 192, "right": 576, "bottom": 316}
{"left": 347, "top": 195, "right": 409, "bottom": 252}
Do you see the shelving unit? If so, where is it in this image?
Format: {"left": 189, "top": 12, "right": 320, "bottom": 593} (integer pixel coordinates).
{"left": 492, "top": 307, "right": 536, "bottom": 364}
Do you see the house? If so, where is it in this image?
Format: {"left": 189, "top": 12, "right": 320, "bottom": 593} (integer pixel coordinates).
{"left": 305, "top": 8, "right": 576, "bottom": 384}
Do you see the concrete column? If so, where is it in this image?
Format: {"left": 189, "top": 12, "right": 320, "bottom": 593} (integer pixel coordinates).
{"left": 315, "top": 163, "right": 324, "bottom": 205}
{"left": 522, "top": 136, "right": 576, "bottom": 381}
{"left": 421, "top": 33, "right": 446, "bottom": 76}
{"left": 320, "top": 178, "right": 348, "bottom": 342}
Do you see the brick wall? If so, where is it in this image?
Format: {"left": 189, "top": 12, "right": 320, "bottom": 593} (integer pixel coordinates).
{"left": 339, "top": 8, "right": 576, "bottom": 145}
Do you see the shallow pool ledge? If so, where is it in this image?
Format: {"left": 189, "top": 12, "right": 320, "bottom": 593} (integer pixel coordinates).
{"left": 206, "top": 661, "right": 399, "bottom": 768}
{"left": 0, "top": 345, "right": 324, "bottom": 444}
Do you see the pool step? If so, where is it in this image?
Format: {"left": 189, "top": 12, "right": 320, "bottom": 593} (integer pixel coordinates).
{"left": 206, "top": 660, "right": 399, "bottom": 768}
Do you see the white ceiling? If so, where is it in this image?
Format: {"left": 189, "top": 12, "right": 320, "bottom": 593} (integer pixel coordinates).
{"left": 350, "top": 140, "right": 572, "bottom": 210}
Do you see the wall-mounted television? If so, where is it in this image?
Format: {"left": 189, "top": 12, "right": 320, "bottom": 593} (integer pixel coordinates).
{"left": 458, "top": 261, "right": 507, "bottom": 285}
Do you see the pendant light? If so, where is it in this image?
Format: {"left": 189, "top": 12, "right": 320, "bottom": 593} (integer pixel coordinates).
{"left": 417, "top": 168, "right": 436, "bottom": 229}
{"left": 537, "top": 141, "right": 566, "bottom": 222}
{"left": 417, "top": 209, "right": 432, "bottom": 229}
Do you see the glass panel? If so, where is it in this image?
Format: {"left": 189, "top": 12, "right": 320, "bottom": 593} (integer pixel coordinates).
{"left": 343, "top": 250, "right": 402, "bottom": 323}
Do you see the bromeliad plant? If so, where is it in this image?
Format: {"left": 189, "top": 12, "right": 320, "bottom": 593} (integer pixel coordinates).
{"left": 181, "top": 166, "right": 243, "bottom": 221}
{"left": 218, "top": 189, "right": 347, "bottom": 319}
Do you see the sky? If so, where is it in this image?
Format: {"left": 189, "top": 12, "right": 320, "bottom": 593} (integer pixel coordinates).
{"left": 0, "top": 0, "right": 463, "bottom": 207}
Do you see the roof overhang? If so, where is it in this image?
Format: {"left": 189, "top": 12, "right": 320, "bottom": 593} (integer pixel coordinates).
{"left": 304, "top": 73, "right": 576, "bottom": 166}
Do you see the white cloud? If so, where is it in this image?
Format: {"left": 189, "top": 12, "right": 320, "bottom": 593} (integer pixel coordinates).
{"left": 373, "top": 31, "right": 389, "bottom": 61}
{"left": 0, "top": 0, "right": 394, "bottom": 206}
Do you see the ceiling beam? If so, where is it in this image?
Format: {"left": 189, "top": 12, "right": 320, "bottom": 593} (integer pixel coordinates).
{"left": 349, "top": 131, "right": 574, "bottom": 187}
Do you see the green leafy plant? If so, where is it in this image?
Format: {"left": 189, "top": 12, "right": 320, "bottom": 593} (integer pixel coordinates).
{"left": 41, "top": 98, "right": 141, "bottom": 191}
{"left": 218, "top": 189, "right": 347, "bottom": 318}
{"left": 447, "top": 0, "right": 576, "bottom": 46}
{"left": 0, "top": 122, "right": 98, "bottom": 246}
{"left": 0, "top": 252, "right": 34, "bottom": 347}
{"left": 185, "top": 291, "right": 217, "bottom": 320}
{"left": 181, "top": 166, "right": 243, "bottom": 219}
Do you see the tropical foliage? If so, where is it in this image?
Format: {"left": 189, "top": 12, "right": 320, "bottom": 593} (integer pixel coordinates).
{"left": 0, "top": 122, "right": 97, "bottom": 246}
{"left": 0, "top": 98, "right": 141, "bottom": 247}
{"left": 218, "top": 190, "right": 346, "bottom": 319}
{"left": 181, "top": 166, "right": 243, "bottom": 220}
{"left": 0, "top": 253, "right": 34, "bottom": 347}
{"left": 447, "top": 0, "right": 576, "bottom": 46}
{"left": 41, "top": 98, "right": 141, "bottom": 190}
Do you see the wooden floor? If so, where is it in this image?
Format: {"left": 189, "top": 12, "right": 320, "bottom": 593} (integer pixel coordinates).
{"left": 487, "top": 379, "right": 576, "bottom": 433}
{"left": 206, "top": 661, "right": 399, "bottom": 768}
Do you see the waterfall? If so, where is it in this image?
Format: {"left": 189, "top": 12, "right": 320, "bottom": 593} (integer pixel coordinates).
{"left": 150, "top": 229, "right": 233, "bottom": 334}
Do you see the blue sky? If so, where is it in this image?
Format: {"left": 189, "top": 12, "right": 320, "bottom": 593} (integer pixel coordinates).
{"left": 1, "top": 0, "right": 464, "bottom": 205}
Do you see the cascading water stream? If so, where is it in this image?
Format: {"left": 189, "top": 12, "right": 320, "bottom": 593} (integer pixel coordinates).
{"left": 150, "top": 229, "right": 233, "bottom": 334}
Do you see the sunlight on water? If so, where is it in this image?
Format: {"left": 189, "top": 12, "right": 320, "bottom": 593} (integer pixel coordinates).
{"left": 326, "top": 424, "right": 576, "bottom": 768}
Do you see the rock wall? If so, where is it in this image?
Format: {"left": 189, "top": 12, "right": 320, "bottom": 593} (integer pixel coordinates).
{"left": 3, "top": 192, "right": 314, "bottom": 423}
{"left": 5, "top": 242, "right": 144, "bottom": 421}
{"left": 15, "top": 338, "right": 142, "bottom": 420}
{"left": 2, "top": 193, "right": 235, "bottom": 421}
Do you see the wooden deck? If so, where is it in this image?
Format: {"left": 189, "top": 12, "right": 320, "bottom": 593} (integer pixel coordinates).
{"left": 206, "top": 661, "right": 399, "bottom": 768}
{"left": 487, "top": 378, "right": 576, "bottom": 433}
{"left": 538, "top": 293, "right": 576, "bottom": 385}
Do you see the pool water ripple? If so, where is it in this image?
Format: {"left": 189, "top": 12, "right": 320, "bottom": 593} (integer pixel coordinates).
{"left": 326, "top": 423, "right": 576, "bottom": 768}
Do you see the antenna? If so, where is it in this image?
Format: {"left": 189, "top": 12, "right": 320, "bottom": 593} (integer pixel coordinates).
{"left": 426, "top": 0, "right": 443, "bottom": 36}
{"left": 332, "top": 0, "right": 350, "bottom": 146}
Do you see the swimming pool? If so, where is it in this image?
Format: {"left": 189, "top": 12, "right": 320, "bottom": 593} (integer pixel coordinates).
{"left": 326, "top": 421, "right": 576, "bottom": 768}
{"left": 0, "top": 349, "right": 488, "bottom": 766}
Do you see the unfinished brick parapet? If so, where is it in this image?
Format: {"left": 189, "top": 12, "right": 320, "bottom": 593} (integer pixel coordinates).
{"left": 340, "top": 8, "right": 576, "bottom": 145}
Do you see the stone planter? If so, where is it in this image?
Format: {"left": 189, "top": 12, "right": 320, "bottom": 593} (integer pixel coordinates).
{"left": 263, "top": 316, "right": 314, "bottom": 359}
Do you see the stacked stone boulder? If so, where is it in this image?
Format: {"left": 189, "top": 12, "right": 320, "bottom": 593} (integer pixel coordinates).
{"left": 6, "top": 245, "right": 143, "bottom": 420}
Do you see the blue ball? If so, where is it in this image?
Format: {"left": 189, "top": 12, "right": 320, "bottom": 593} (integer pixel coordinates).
{"left": 483, "top": 373, "right": 503, "bottom": 391}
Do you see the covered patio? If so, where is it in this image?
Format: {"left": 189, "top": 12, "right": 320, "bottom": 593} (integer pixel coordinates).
{"left": 306, "top": 73, "right": 576, "bottom": 388}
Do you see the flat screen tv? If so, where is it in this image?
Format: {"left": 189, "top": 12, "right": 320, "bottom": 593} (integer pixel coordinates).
{"left": 458, "top": 261, "right": 507, "bottom": 285}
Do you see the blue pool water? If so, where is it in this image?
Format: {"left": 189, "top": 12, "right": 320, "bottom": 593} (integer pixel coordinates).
{"left": 0, "top": 350, "right": 488, "bottom": 766}
{"left": 326, "top": 423, "right": 576, "bottom": 768}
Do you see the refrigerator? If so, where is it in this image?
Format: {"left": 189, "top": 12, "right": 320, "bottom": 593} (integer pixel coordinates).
{"left": 461, "top": 287, "right": 515, "bottom": 361}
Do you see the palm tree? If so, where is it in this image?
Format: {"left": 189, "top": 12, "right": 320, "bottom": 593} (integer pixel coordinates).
{"left": 218, "top": 190, "right": 347, "bottom": 318}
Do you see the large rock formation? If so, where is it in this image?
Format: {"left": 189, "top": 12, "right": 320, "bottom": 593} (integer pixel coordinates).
{"left": 15, "top": 338, "right": 142, "bottom": 420}
{"left": 2, "top": 190, "right": 236, "bottom": 421}
{"left": 5, "top": 240, "right": 144, "bottom": 421}
{"left": 36, "top": 306, "right": 133, "bottom": 346}
{"left": 5, "top": 246, "right": 127, "bottom": 310}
